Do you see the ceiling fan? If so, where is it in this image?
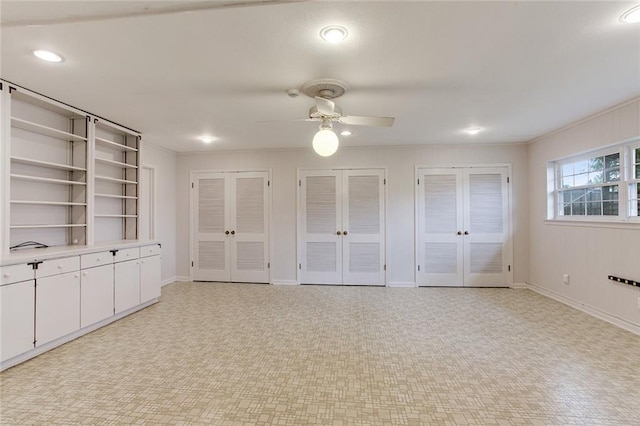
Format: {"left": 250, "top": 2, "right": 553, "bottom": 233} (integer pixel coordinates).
{"left": 286, "top": 78, "right": 395, "bottom": 156}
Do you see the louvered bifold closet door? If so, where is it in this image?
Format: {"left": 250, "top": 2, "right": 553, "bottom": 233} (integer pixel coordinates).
{"left": 417, "top": 168, "right": 464, "bottom": 287}
{"left": 230, "top": 172, "right": 269, "bottom": 283}
{"left": 300, "top": 171, "right": 342, "bottom": 284}
{"left": 463, "top": 168, "right": 509, "bottom": 287}
{"left": 342, "top": 170, "right": 385, "bottom": 285}
{"left": 192, "top": 173, "right": 230, "bottom": 281}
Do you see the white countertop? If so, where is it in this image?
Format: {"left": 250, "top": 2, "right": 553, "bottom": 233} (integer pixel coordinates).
{"left": 0, "top": 240, "right": 161, "bottom": 267}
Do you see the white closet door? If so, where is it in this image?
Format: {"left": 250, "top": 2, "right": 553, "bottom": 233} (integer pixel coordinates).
{"left": 300, "top": 171, "right": 342, "bottom": 284}
{"left": 342, "top": 170, "right": 385, "bottom": 286}
{"left": 230, "top": 172, "right": 269, "bottom": 283}
{"left": 192, "top": 173, "right": 230, "bottom": 281}
{"left": 463, "top": 168, "right": 509, "bottom": 287}
{"left": 417, "top": 168, "right": 464, "bottom": 286}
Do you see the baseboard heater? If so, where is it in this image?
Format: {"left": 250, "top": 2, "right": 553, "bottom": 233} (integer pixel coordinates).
{"left": 608, "top": 275, "right": 640, "bottom": 288}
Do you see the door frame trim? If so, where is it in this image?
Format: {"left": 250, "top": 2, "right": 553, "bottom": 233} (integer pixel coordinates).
{"left": 414, "top": 163, "right": 514, "bottom": 287}
{"left": 296, "top": 167, "right": 388, "bottom": 286}
{"left": 189, "top": 169, "right": 272, "bottom": 283}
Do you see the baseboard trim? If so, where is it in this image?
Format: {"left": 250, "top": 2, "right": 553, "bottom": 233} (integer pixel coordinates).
{"left": 271, "top": 280, "right": 298, "bottom": 286}
{"left": 162, "top": 276, "right": 178, "bottom": 286}
{"left": 525, "top": 281, "right": 640, "bottom": 336}
{"left": 387, "top": 281, "right": 417, "bottom": 288}
{"left": 510, "top": 282, "right": 528, "bottom": 289}
{"left": 170, "top": 276, "right": 190, "bottom": 284}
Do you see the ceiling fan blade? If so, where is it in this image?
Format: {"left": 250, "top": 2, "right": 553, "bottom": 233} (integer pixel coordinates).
{"left": 340, "top": 115, "right": 395, "bottom": 127}
{"left": 314, "top": 97, "right": 336, "bottom": 115}
{"left": 257, "top": 118, "right": 317, "bottom": 123}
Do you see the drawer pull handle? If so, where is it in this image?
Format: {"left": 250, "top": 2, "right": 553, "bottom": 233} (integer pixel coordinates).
{"left": 82, "top": 272, "right": 88, "bottom": 276}
{"left": 97, "top": 257, "right": 101, "bottom": 262}
{"left": 74, "top": 274, "right": 79, "bottom": 278}
{"left": 58, "top": 265, "right": 63, "bottom": 269}
{"left": 3, "top": 273, "right": 10, "bottom": 278}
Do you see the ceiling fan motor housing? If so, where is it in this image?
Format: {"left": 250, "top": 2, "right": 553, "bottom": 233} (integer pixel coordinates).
{"left": 301, "top": 78, "right": 349, "bottom": 99}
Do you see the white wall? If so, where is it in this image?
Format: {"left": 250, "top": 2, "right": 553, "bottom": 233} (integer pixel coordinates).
{"left": 527, "top": 98, "right": 640, "bottom": 332}
{"left": 176, "top": 143, "right": 529, "bottom": 285}
{"left": 142, "top": 143, "right": 177, "bottom": 285}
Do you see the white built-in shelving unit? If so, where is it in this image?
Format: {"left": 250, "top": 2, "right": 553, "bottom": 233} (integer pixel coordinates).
{"left": 0, "top": 80, "right": 141, "bottom": 253}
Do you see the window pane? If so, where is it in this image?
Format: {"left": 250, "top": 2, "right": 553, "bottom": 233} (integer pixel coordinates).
{"left": 562, "top": 175, "right": 573, "bottom": 188}
{"left": 605, "top": 168, "right": 620, "bottom": 182}
{"left": 636, "top": 148, "right": 640, "bottom": 163}
{"left": 605, "top": 153, "right": 620, "bottom": 169}
{"left": 571, "top": 189, "right": 586, "bottom": 202}
{"left": 586, "top": 202, "right": 602, "bottom": 215}
{"left": 586, "top": 187, "right": 602, "bottom": 202}
{"left": 588, "top": 157, "right": 603, "bottom": 172}
{"left": 602, "top": 185, "right": 618, "bottom": 201}
{"left": 588, "top": 170, "right": 603, "bottom": 184}
{"left": 562, "top": 163, "right": 573, "bottom": 177}
{"left": 572, "top": 202, "right": 585, "bottom": 215}
{"left": 574, "top": 160, "right": 588, "bottom": 174}
{"left": 563, "top": 203, "right": 571, "bottom": 216}
{"left": 636, "top": 166, "right": 640, "bottom": 180}
{"left": 603, "top": 201, "right": 618, "bottom": 216}
{"left": 574, "top": 173, "right": 589, "bottom": 186}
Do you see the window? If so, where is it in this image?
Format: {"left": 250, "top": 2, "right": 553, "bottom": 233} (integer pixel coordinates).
{"left": 548, "top": 139, "right": 640, "bottom": 221}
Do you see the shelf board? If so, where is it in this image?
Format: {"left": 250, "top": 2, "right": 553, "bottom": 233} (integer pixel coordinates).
{"left": 11, "top": 156, "right": 87, "bottom": 172}
{"left": 95, "top": 175, "right": 138, "bottom": 184}
{"left": 11, "top": 200, "right": 87, "bottom": 206}
{"left": 94, "top": 193, "right": 138, "bottom": 200}
{"left": 95, "top": 214, "right": 138, "bottom": 218}
{"left": 12, "top": 117, "right": 87, "bottom": 142}
{"left": 11, "top": 224, "right": 87, "bottom": 229}
{"left": 95, "top": 136, "right": 138, "bottom": 152}
{"left": 11, "top": 174, "right": 87, "bottom": 186}
{"left": 95, "top": 157, "right": 138, "bottom": 169}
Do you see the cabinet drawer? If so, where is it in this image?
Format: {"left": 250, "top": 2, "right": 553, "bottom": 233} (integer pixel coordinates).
{"left": 81, "top": 251, "right": 113, "bottom": 269}
{"left": 1, "top": 263, "right": 34, "bottom": 286}
{"left": 36, "top": 256, "right": 80, "bottom": 278}
{"left": 114, "top": 247, "right": 139, "bottom": 263}
{"left": 140, "top": 244, "right": 161, "bottom": 258}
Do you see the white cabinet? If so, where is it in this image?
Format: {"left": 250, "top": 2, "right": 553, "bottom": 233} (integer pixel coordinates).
{"left": 140, "top": 248, "right": 161, "bottom": 303}
{"left": 0, "top": 274, "right": 34, "bottom": 362}
{"left": 80, "top": 264, "right": 114, "bottom": 328}
{"left": 299, "top": 169, "right": 386, "bottom": 286}
{"left": 114, "top": 259, "right": 140, "bottom": 314}
{"left": 35, "top": 270, "right": 80, "bottom": 346}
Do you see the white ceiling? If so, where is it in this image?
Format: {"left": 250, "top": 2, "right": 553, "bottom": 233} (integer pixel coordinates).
{"left": 1, "top": 1, "right": 639, "bottom": 153}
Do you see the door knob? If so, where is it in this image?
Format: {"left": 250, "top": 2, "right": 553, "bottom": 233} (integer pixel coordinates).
{"left": 336, "top": 231, "right": 342, "bottom": 235}
{"left": 343, "top": 231, "right": 348, "bottom": 236}
{"left": 457, "top": 231, "right": 462, "bottom": 235}
{"left": 464, "top": 231, "right": 469, "bottom": 235}
{"left": 231, "top": 230, "right": 235, "bottom": 235}
{"left": 225, "top": 231, "right": 230, "bottom": 235}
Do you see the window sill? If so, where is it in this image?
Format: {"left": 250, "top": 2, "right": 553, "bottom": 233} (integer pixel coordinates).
{"left": 545, "top": 218, "right": 640, "bottom": 230}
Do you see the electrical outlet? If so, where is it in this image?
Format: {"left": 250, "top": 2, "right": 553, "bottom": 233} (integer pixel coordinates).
{"left": 562, "top": 274, "right": 570, "bottom": 284}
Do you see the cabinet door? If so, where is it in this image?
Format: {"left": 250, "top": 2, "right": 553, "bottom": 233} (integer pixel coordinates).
{"left": 114, "top": 259, "right": 140, "bottom": 314}
{"left": 299, "top": 170, "right": 343, "bottom": 284}
{"left": 81, "top": 264, "right": 114, "bottom": 328}
{"left": 36, "top": 271, "right": 80, "bottom": 346}
{"left": 192, "top": 173, "right": 231, "bottom": 281}
{"left": 230, "top": 172, "right": 269, "bottom": 283}
{"left": 342, "top": 170, "right": 385, "bottom": 286}
{"left": 140, "top": 255, "right": 161, "bottom": 303}
{"left": 417, "top": 168, "right": 464, "bottom": 286}
{"left": 1, "top": 280, "right": 35, "bottom": 362}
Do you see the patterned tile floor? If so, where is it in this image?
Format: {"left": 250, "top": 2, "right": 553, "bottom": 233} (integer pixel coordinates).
{"left": 1, "top": 282, "right": 639, "bottom": 425}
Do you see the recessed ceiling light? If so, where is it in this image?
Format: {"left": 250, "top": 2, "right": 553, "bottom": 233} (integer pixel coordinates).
{"left": 340, "top": 130, "right": 352, "bottom": 136}
{"left": 464, "top": 127, "right": 482, "bottom": 135}
{"left": 33, "top": 50, "right": 63, "bottom": 63}
{"left": 320, "top": 26, "right": 348, "bottom": 43}
{"left": 198, "top": 135, "right": 216, "bottom": 143}
{"left": 620, "top": 5, "right": 640, "bottom": 23}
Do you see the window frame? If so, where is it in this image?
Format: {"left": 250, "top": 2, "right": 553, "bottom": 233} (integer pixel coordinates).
{"left": 547, "top": 137, "right": 640, "bottom": 224}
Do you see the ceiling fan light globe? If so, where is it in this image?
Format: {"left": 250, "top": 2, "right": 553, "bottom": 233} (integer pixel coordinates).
{"left": 312, "top": 129, "right": 339, "bottom": 157}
